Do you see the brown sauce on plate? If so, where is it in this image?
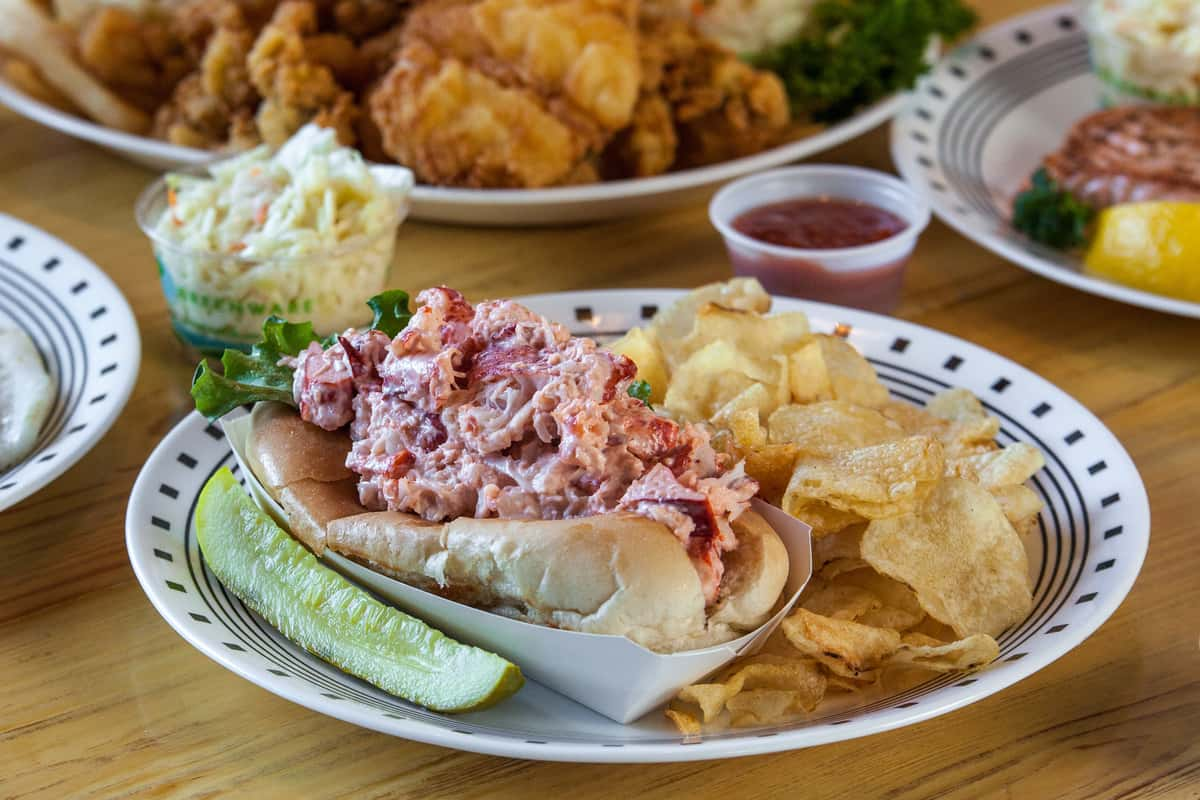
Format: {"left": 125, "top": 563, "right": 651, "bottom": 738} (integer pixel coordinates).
{"left": 732, "top": 198, "right": 907, "bottom": 250}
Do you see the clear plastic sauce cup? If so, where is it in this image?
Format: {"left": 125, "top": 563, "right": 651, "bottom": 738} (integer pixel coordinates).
{"left": 709, "top": 166, "right": 931, "bottom": 313}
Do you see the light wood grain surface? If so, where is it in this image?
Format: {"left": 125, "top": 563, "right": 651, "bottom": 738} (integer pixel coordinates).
{"left": 2, "top": 2, "right": 1199, "bottom": 797}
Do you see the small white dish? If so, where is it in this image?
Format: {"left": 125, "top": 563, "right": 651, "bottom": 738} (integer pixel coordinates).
{"left": 126, "top": 288, "right": 1148, "bottom": 762}
{"left": 890, "top": 2, "right": 1200, "bottom": 319}
{"left": 0, "top": 213, "right": 141, "bottom": 511}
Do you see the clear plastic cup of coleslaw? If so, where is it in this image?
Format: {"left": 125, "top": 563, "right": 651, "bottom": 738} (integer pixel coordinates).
{"left": 134, "top": 128, "right": 412, "bottom": 356}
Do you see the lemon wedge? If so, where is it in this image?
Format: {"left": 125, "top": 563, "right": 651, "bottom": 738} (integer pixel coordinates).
{"left": 1084, "top": 203, "right": 1200, "bottom": 302}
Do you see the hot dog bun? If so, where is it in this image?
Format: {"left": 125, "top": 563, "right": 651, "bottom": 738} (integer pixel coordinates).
{"left": 245, "top": 402, "right": 788, "bottom": 653}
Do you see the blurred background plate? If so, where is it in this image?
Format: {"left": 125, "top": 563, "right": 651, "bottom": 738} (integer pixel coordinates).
{"left": 0, "top": 75, "right": 907, "bottom": 226}
{"left": 126, "top": 289, "right": 1148, "bottom": 762}
{"left": 891, "top": 3, "right": 1200, "bottom": 319}
{"left": 0, "top": 213, "right": 140, "bottom": 511}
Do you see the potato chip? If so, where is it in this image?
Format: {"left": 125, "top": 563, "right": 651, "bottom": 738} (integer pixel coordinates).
{"left": 861, "top": 478, "right": 1033, "bottom": 638}
{"left": 678, "top": 683, "right": 729, "bottom": 722}
{"left": 676, "top": 305, "right": 811, "bottom": 367}
{"left": 650, "top": 278, "right": 771, "bottom": 351}
{"left": 833, "top": 569, "right": 926, "bottom": 631}
{"left": 907, "top": 617, "right": 960, "bottom": 643}
{"left": 812, "top": 523, "right": 865, "bottom": 568}
{"left": 783, "top": 435, "right": 945, "bottom": 523}
{"left": 949, "top": 443, "right": 1045, "bottom": 489}
{"left": 727, "top": 690, "right": 804, "bottom": 726}
{"left": 714, "top": 382, "right": 772, "bottom": 424}
{"left": 879, "top": 394, "right": 999, "bottom": 458}
{"left": 925, "top": 388, "right": 1001, "bottom": 453}
{"left": 608, "top": 327, "right": 668, "bottom": 403}
{"left": 781, "top": 608, "right": 901, "bottom": 678}
{"left": 663, "top": 341, "right": 766, "bottom": 420}
{"left": 990, "top": 484, "right": 1044, "bottom": 531}
{"left": 740, "top": 443, "right": 801, "bottom": 504}
{"left": 819, "top": 557, "right": 871, "bottom": 580}
{"left": 814, "top": 335, "right": 890, "bottom": 408}
{"left": 768, "top": 401, "right": 905, "bottom": 454}
{"left": 768, "top": 312, "right": 814, "bottom": 352}
{"left": 787, "top": 339, "right": 834, "bottom": 404}
{"left": 825, "top": 673, "right": 879, "bottom": 692}
{"left": 890, "top": 633, "right": 999, "bottom": 672}
{"left": 801, "top": 580, "right": 881, "bottom": 620}
{"left": 665, "top": 707, "right": 702, "bottom": 735}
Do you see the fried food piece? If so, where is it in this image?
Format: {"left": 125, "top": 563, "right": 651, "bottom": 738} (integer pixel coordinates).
{"left": 639, "top": 8, "right": 788, "bottom": 168}
{"left": 153, "top": 21, "right": 259, "bottom": 148}
{"left": 370, "top": 0, "right": 641, "bottom": 187}
{"left": 170, "top": 0, "right": 256, "bottom": 61}
{"left": 359, "top": 21, "right": 405, "bottom": 83}
{"left": 600, "top": 91, "right": 677, "bottom": 179}
{"left": 304, "top": 31, "right": 370, "bottom": 89}
{"left": 328, "top": 0, "right": 406, "bottom": 39}
{"left": 76, "top": 6, "right": 191, "bottom": 111}
{"left": 248, "top": 0, "right": 358, "bottom": 145}
{"left": 370, "top": 39, "right": 581, "bottom": 187}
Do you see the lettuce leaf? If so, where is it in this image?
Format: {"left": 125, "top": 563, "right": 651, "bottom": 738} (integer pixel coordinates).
{"left": 190, "top": 291, "right": 414, "bottom": 420}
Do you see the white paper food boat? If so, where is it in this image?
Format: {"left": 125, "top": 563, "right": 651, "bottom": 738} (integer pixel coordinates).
{"left": 222, "top": 414, "right": 812, "bottom": 723}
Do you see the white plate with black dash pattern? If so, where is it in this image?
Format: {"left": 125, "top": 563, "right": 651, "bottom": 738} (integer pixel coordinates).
{"left": 125, "top": 290, "right": 1149, "bottom": 762}
{"left": 890, "top": 3, "right": 1200, "bottom": 320}
{"left": 0, "top": 214, "right": 141, "bottom": 511}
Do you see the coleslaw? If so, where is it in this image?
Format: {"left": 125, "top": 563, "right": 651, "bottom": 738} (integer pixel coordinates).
{"left": 138, "top": 124, "right": 413, "bottom": 353}
{"left": 1086, "top": 0, "right": 1200, "bottom": 105}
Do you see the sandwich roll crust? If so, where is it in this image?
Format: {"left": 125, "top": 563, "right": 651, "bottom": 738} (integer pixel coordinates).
{"left": 246, "top": 401, "right": 789, "bottom": 653}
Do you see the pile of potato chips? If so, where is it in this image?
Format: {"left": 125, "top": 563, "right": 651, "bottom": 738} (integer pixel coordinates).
{"left": 611, "top": 279, "right": 1044, "bottom": 732}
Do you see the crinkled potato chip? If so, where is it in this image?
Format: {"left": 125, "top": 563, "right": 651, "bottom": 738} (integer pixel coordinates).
{"left": 663, "top": 341, "right": 772, "bottom": 420}
{"left": 676, "top": 657, "right": 826, "bottom": 727}
{"left": 834, "top": 569, "right": 926, "bottom": 631}
{"left": 820, "top": 557, "right": 871, "bottom": 580}
{"left": 727, "top": 689, "right": 806, "bottom": 726}
{"left": 651, "top": 278, "right": 772, "bottom": 351}
{"left": 949, "top": 443, "right": 1045, "bottom": 489}
{"left": 783, "top": 435, "right": 945, "bottom": 523}
{"left": 861, "top": 478, "right": 1033, "bottom": 638}
{"left": 678, "top": 683, "right": 729, "bottom": 723}
{"left": 608, "top": 327, "right": 668, "bottom": 403}
{"left": 676, "top": 305, "right": 812, "bottom": 366}
{"left": 814, "top": 335, "right": 891, "bottom": 408}
{"left": 768, "top": 401, "right": 905, "bottom": 455}
{"left": 742, "top": 443, "right": 802, "bottom": 505}
{"left": 990, "top": 484, "right": 1043, "bottom": 531}
{"left": 781, "top": 608, "right": 901, "bottom": 678}
{"left": 801, "top": 580, "right": 881, "bottom": 620}
{"left": 665, "top": 707, "right": 703, "bottom": 735}
{"left": 714, "top": 382, "right": 773, "bottom": 424}
{"left": 813, "top": 523, "right": 865, "bottom": 568}
{"left": 890, "top": 633, "right": 1000, "bottom": 672}
{"left": 788, "top": 339, "right": 834, "bottom": 404}
{"left": 879, "top": 394, "right": 999, "bottom": 458}
{"left": 826, "top": 672, "right": 879, "bottom": 692}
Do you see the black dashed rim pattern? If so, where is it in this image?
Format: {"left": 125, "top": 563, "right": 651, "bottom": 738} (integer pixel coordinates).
{"left": 0, "top": 214, "right": 141, "bottom": 510}
{"left": 126, "top": 290, "right": 1149, "bottom": 762}
{"left": 890, "top": 3, "right": 1200, "bottom": 320}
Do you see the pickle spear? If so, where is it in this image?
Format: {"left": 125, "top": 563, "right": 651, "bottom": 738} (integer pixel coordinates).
{"left": 196, "top": 467, "right": 523, "bottom": 712}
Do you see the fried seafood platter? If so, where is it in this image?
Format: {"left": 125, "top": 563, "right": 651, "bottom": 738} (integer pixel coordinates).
{"left": 0, "top": 0, "right": 972, "bottom": 190}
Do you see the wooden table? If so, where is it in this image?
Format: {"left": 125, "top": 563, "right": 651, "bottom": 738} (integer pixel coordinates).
{"left": 3, "top": 2, "right": 1198, "bottom": 796}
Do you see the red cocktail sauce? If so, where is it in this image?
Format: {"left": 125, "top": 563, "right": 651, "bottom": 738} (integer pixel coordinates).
{"left": 728, "top": 198, "right": 911, "bottom": 313}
